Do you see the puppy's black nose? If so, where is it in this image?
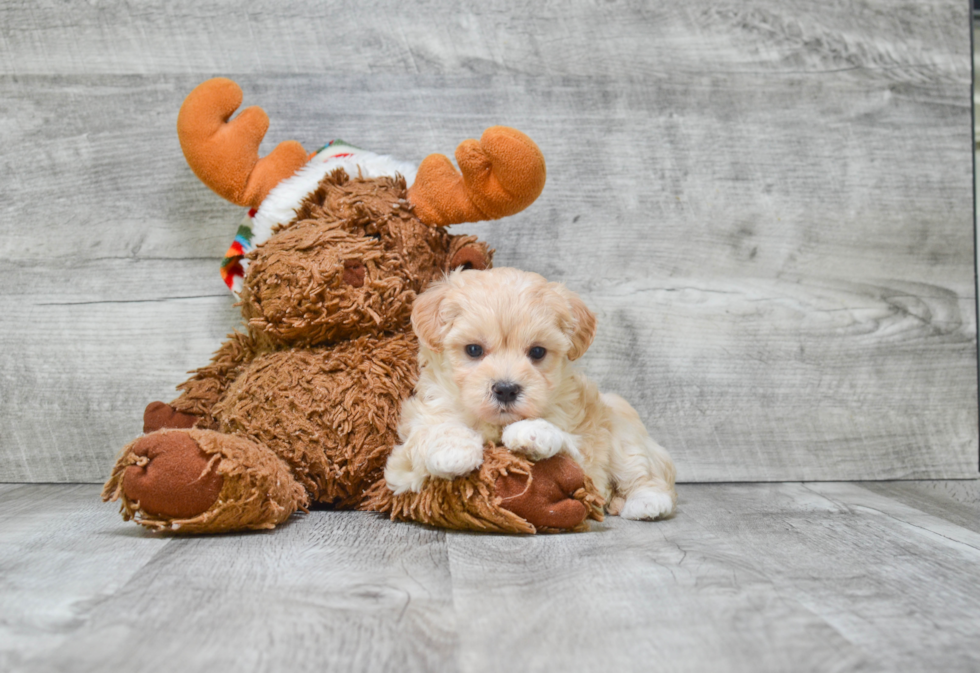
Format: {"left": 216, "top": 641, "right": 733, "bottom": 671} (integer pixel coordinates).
{"left": 491, "top": 381, "right": 522, "bottom": 405}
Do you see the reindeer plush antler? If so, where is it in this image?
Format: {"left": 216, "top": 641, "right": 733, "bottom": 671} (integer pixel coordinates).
{"left": 408, "top": 127, "right": 547, "bottom": 226}
{"left": 177, "top": 78, "right": 309, "bottom": 208}
{"left": 178, "top": 78, "right": 546, "bottom": 224}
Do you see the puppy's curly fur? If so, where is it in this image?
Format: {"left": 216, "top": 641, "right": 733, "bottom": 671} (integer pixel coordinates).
{"left": 385, "top": 267, "right": 677, "bottom": 520}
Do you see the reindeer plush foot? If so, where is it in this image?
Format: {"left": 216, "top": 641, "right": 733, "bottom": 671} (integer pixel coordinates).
{"left": 102, "top": 428, "right": 308, "bottom": 533}
{"left": 364, "top": 446, "right": 603, "bottom": 534}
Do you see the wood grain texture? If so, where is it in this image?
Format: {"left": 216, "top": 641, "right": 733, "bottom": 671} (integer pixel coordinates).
{"left": 0, "top": 484, "right": 167, "bottom": 671}
{"left": 863, "top": 478, "right": 980, "bottom": 534}
{"left": 0, "top": 0, "right": 975, "bottom": 482}
{"left": 683, "top": 482, "right": 980, "bottom": 673}
{"left": 0, "top": 1, "right": 969, "bottom": 79}
{"left": 3, "top": 495, "right": 457, "bottom": 673}
{"left": 5, "top": 482, "right": 980, "bottom": 672}
{"left": 445, "top": 513, "right": 875, "bottom": 673}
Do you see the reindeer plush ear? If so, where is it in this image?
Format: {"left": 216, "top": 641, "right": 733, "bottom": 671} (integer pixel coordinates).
{"left": 447, "top": 236, "right": 493, "bottom": 272}
{"left": 554, "top": 285, "right": 597, "bottom": 361}
{"left": 408, "top": 126, "right": 546, "bottom": 227}
{"left": 411, "top": 279, "right": 455, "bottom": 352}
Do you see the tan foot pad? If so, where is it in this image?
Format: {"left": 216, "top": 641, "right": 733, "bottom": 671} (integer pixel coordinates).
{"left": 496, "top": 454, "right": 596, "bottom": 532}
{"left": 123, "top": 432, "right": 224, "bottom": 519}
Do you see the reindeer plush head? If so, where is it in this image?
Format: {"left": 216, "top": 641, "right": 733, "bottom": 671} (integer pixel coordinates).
{"left": 177, "top": 78, "right": 547, "bottom": 348}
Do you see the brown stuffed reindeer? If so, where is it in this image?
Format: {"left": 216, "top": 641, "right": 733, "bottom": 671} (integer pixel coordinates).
{"left": 102, "top": 78, "right": 603, "bottom": 534}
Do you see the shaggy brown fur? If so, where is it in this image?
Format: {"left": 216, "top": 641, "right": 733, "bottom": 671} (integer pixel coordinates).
{"left": 365, "top": 446, "right": 604, "bottom": 534}
{"left": 214, "top": 333, "right": 419, "bottom": 507}
{"left": 171, "top": 331, "right": 257, "bottom": 426}
{"left": 103, "top": 169, "right": 601, "bottom": 534}
{"left": 240, "top": 176, "right": 446, "bottom": 348}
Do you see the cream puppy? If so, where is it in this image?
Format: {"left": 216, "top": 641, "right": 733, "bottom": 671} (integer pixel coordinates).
{"left": 384, "top": 267, "right": 677, "bottom": 520}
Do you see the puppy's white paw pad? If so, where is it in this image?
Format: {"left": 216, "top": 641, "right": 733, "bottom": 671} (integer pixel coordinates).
{"left": 502, "top": 419, "right": 564, "bottom": 460}
{"left": 620, "top": 490, "right": 675, "bottom": 521}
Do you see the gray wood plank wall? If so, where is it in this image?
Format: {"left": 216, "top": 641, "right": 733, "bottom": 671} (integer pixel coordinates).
{"left": 0, "top": 0, "right": 975, "bottom": 483}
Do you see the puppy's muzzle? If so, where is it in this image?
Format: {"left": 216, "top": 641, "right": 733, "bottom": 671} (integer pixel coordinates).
{"left": 491, "top": 381, "right": 522, "bottom": 406}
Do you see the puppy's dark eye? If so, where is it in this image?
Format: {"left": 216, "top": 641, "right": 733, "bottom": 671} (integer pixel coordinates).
{"left": 365, "top": 232, "right": 382, "bottom": 241}
{"left": 528, "top": 346, "right": 547, "bottom": 361}
{"left": 465, "top": 344, "right": 484, "bottom": 358}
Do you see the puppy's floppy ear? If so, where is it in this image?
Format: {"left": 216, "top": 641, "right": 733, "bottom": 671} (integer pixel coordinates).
{"left": 412, "top": 278, "right": 454, "bottom": 352}
{"left": 555, "top": 285, "right": 597, "bottom": 361}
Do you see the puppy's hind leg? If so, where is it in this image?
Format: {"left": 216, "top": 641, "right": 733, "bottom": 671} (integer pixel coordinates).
{"left": 603, "top": 393, "right": 677, "bottom": 521}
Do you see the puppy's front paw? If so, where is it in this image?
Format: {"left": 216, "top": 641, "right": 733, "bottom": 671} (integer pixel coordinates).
{"left": 424, "top": 430, "right": 485, "bottom": 480}
{"left": 619, "top": 488, "right": 676, "bottom": 521}
{"left": 384, "top": 446, "right": 425, "bottom": 495}
{"left": 502, "top": 419, "right": 570, "bottom": 461}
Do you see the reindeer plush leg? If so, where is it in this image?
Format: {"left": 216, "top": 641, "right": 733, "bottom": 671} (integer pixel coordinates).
{"left": 102, "top": 428, "right": 307, "bottom": 534}
{"left": 142, "top": 401, "right": 199, "bottom": 433}
{"left": 364, "top": 446, "right": 603, "bottom": 534}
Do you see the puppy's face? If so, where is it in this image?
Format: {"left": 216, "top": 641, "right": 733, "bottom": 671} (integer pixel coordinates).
{"left": 412, "top": 268, "right": 596, "bottom": 426}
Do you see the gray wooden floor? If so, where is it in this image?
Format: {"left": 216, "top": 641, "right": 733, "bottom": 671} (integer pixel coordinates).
{"left": 2, "top": 481, "right": 979, "bottom": 673}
